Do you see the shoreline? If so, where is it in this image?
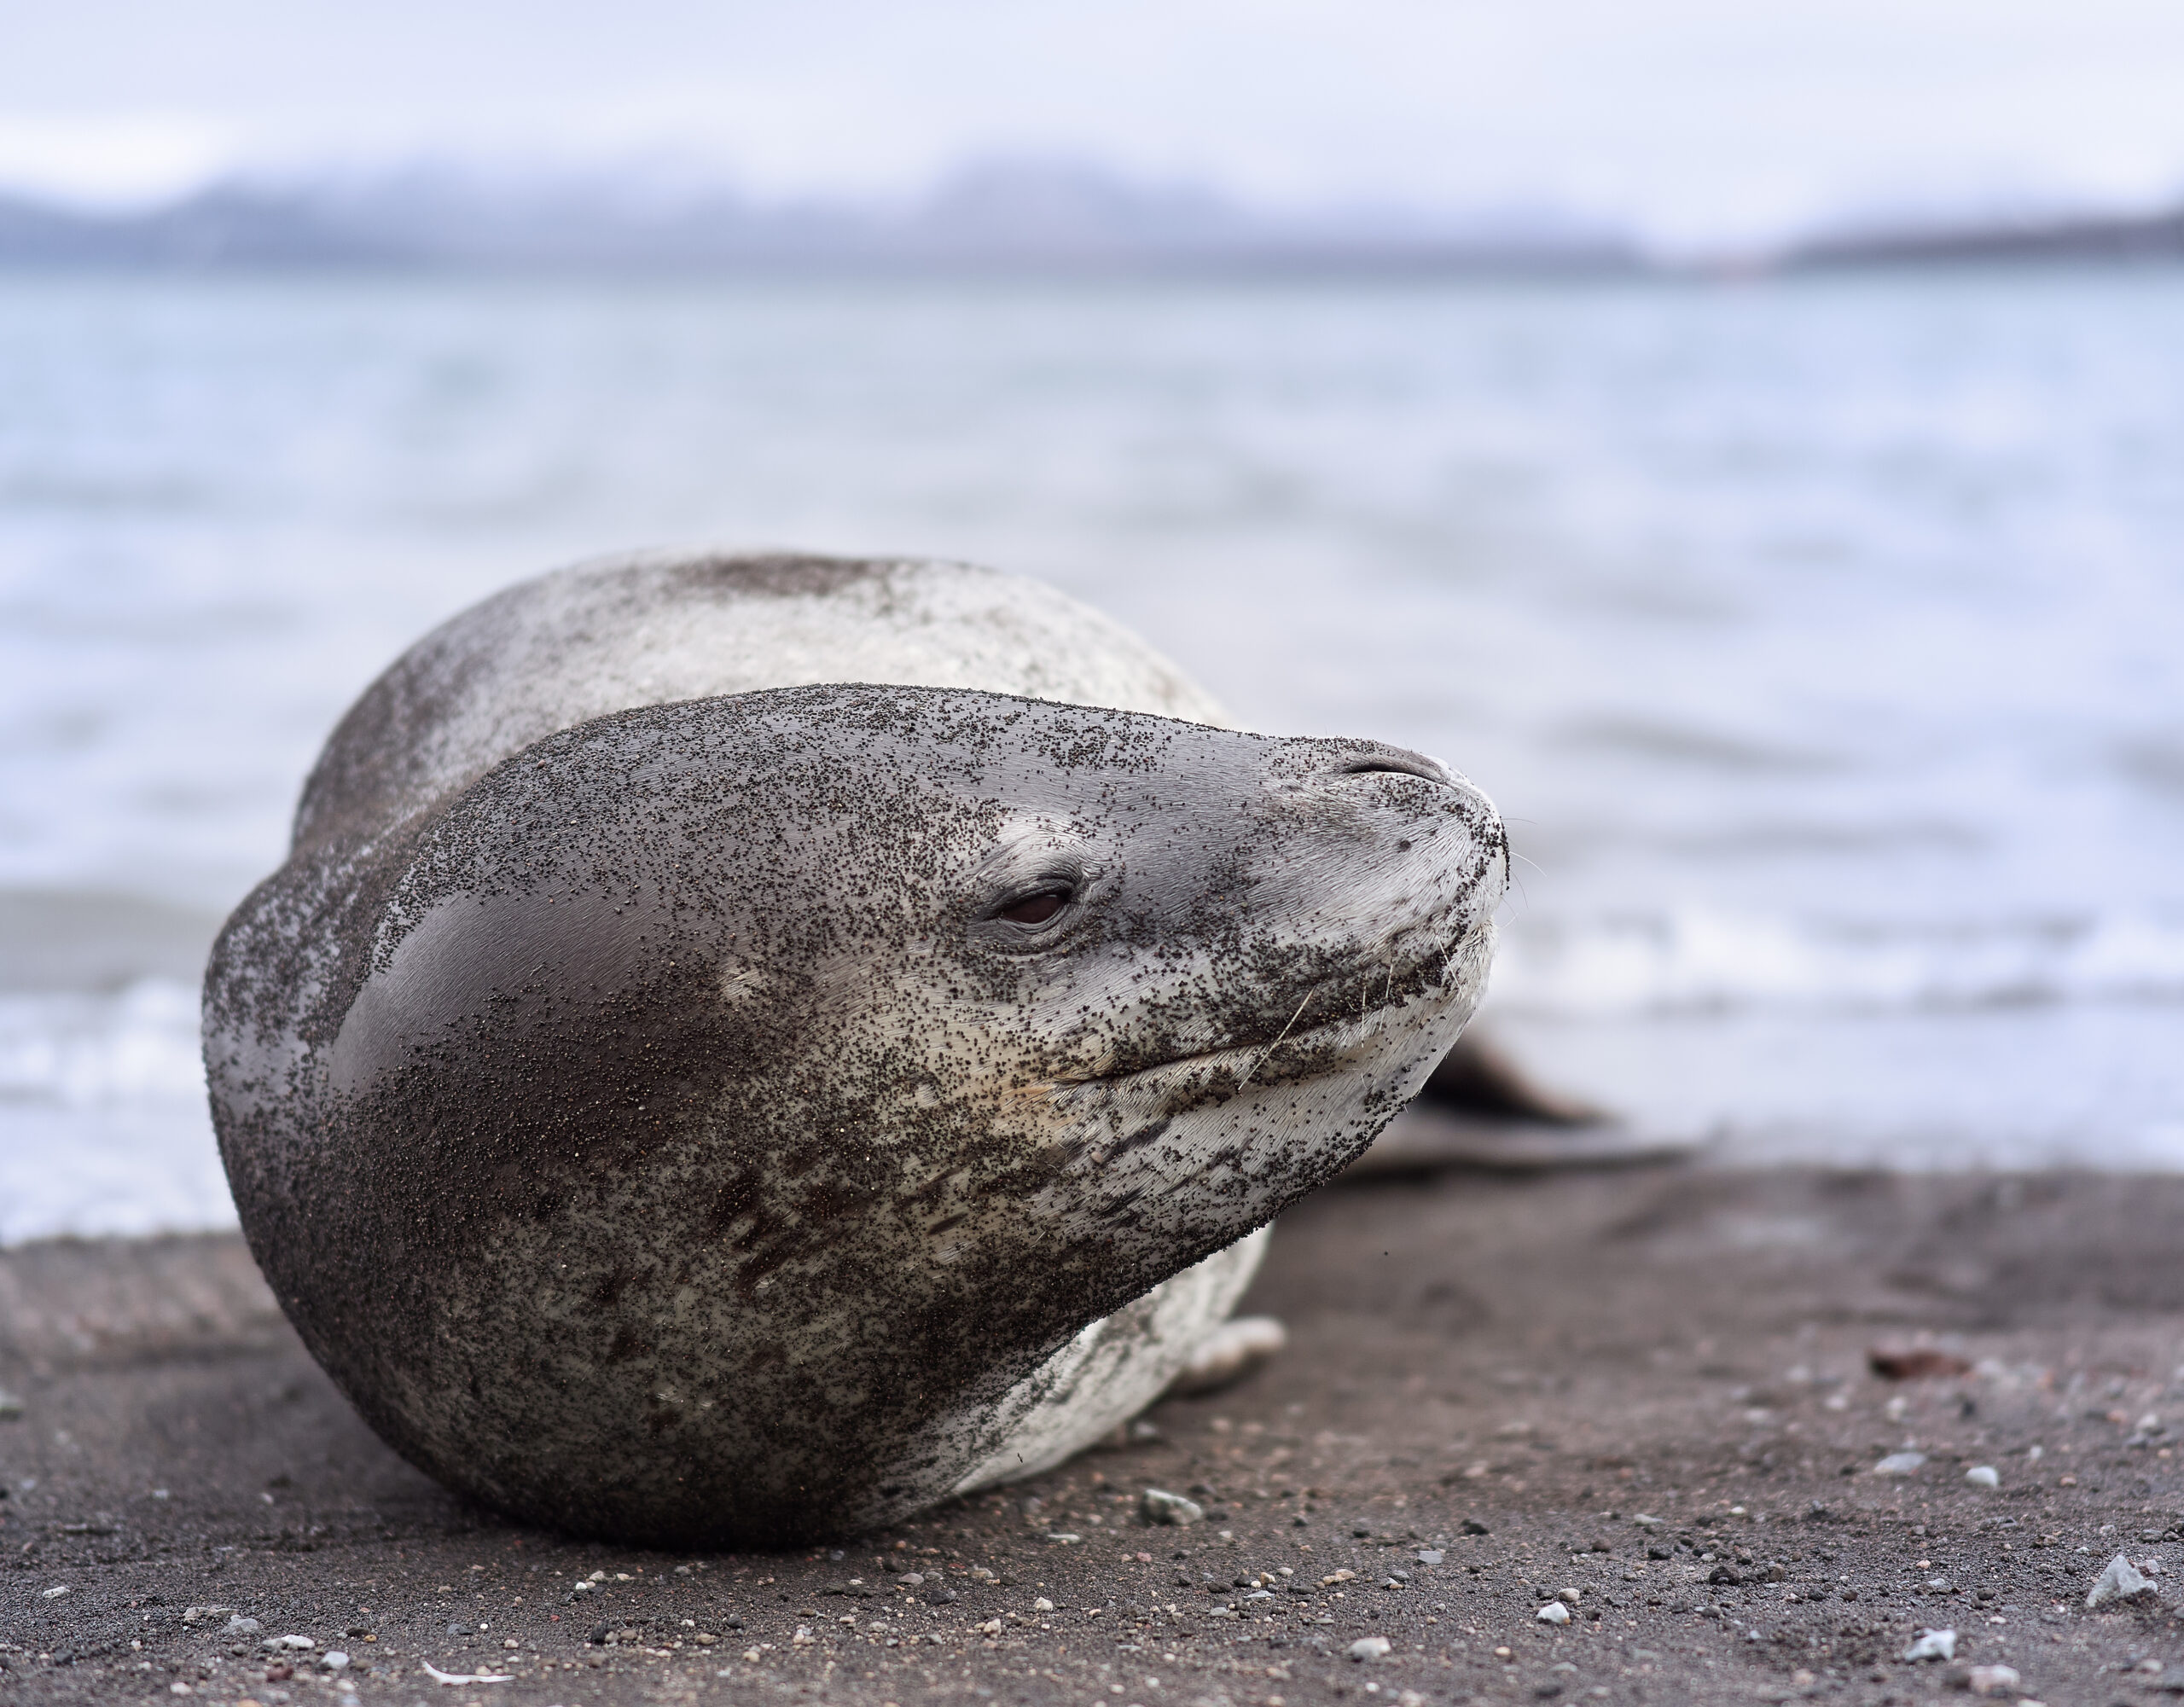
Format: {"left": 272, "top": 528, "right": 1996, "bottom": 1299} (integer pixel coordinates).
{"left": 4, "top": 1165, "right": 2181, "bottom": 1704}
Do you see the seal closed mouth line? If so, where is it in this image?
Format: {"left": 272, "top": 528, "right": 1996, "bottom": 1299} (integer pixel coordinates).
{"left": 1049, "top": 1006, "right": 1382, "bottom": 1091}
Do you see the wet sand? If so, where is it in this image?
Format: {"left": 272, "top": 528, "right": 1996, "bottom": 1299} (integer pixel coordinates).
{"left": 3, "top": 1165, "right": 2181, "bottom": 1706}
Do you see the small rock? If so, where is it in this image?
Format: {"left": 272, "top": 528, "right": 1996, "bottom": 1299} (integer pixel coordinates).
{"left": 2085, "top": 1551, "right": 2158, "bottom": 1609}
{"left": 1416, "top": 1548, "right": 1443, "bottom": 1565}
{"left": 266, "top": 1634, "right": 315, "bottom": 1651}
{"left": 1536, "top": 1601, "right": 1571, "bottom": 1625}
{"left": 322, "top": 1651, "right": 350, "bottom": 1670}
{"left": 1348, "top": 1636, "right": 1391, "bottom": 1661}
{"left": 1140, "top": 1488, "right": 1204, "bottom": 1527}
{"left": 1873, "top": 1451, "right": 1928, "bottom": 1478}
{"left": 180, "top": 1605, "right": 233, "bottom": 1626}
{"left": 1964, "top": 1663, "right": 2020, "bottom": 1697}
{"left": 0, "top": 1389, "right": 23, "bottom": 1420}
{"left": 1964, "top": 1466, "right": 2001, "bottom": 1489}
{"left": 40, "top": 1586, "right": 67, "bottom": 1600}
{"left": 1461, "top": 1518, "right": 1490, "bottom": 1536}
{"left": 1867, "top": 1347, "right": 1973, "bottom": 1379}
{"left": 1032, "top": 1598, "right": 1054, "bottom": 1612}
{"left": 1902, "top": 1628, "right": 1956, "bottom": 1662}
{"left": 223, "top": 1617, "right": 262, "bottom": 1637}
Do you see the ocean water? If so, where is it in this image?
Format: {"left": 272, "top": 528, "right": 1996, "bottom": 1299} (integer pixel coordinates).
{"left": 3, "top": 267, "right": 2181, "bottom": 1241}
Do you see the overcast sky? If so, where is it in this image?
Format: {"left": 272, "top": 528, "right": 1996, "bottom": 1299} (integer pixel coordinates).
{"left": 4, "top": 0, "right": 2184, "bottom": 247}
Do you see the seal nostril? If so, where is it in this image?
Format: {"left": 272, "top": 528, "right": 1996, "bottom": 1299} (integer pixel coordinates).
{"left": 1327, "top": 750, "right": 1450, "bottom": 787}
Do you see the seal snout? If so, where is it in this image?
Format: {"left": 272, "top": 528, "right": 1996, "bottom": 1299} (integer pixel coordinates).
{"left": 1288, "top": 739, "right": 1507, "bottom": 878}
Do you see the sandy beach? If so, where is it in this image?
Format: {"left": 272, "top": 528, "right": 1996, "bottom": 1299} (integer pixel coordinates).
{"left": 4, "top": 1162, "right": 2181, "bottom": 1705}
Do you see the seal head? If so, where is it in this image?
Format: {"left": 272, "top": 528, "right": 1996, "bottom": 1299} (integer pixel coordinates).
{"left": 207, "top": 682, "right": 1503, "bottom": 1547}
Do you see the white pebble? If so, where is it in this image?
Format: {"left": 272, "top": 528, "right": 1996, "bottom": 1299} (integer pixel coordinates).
{"left": 1872, "top": 1451, "right": 1927, "bottom": 1477}
{"left": 322, "top": 1651, "right": 350, "bottom": 1670}
{"left": 1965, "top": 1465, "right": 2001, "bottom": 1489}
{"left": 1138, "top": 1487, "right": 1204, "bottom": 1526}
{"left": 1536, "top": 1600, "right": 1571, "bottom": 1625}
{"left": 1348, "top": 1635, "right": 1392, "bottom": 1660}
{"left": 1902, "top": 1628, "right": 1956, "bottom": 1662}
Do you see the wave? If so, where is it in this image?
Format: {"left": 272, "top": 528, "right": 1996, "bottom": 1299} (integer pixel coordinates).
{"left": 0, "top": 978, "right": 234, "bottom": 1244}
{"left": 0, "top": 977, "right": 206, "bottom": 1107}
{"left": 1490, "top": 906, "right": 2184, "bottom": 1019}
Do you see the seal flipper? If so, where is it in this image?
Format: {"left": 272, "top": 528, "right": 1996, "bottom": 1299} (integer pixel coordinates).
{"left": 1161, "top": 1315, "right": 1287, "bottom": 1398}
{"left": 1414, "top": 1031, "right": 1602, "bottom": 1125}
{"left": 1344, "top": 1031, "right": 1704, "bottom": 1176}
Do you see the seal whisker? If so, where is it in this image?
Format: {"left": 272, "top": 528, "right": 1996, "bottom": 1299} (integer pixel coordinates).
{"left": 1234, "top": 990, "right": 1315, "bottom": 1091}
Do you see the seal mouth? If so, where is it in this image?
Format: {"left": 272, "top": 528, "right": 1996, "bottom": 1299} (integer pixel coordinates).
{"left": 1048, "top": 918, "right": 1492, "bottom": 1095}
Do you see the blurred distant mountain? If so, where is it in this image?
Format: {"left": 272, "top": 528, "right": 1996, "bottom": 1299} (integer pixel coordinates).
{"left": 1786, "top": 201, "right": 2184, "bottom": 267}
{"left": 0, "top": 159, "right": 1639, "bottom": 273}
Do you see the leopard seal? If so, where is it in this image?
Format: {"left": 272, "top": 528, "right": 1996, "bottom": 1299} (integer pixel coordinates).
{"left": 204, "top": 551, "right": 1506, "bottom": 1548}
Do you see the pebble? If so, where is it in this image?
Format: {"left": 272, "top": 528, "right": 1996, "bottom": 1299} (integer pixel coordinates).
{"left": 2085, "top": 1552, "right": 2158, "bottom": 1609}
{"left": 1348, "top": 1636, "right": 1391, "bottom": 1661}
{"left": 1964, "top": 1465, "right": 2001, "bottom": 1489}
{"left": 223, "top": 1617, "right": 262, "bottom": 1637}
{"left": 1965, "top": 1663, "right": 2020, "bottom": 1697}
{"left": 1032, "top": 1598, "right": 1054, "bottom": 1612}
{"left": 1415, "top": 1549, "right": 1443, "bottom": 1565}
{"left": 1872, "top": 1451, "right": 1927, "bottom": 1477}
{"left": 0, "top": 1389, "right": 24, "bottom": 1420}
{"left": 322, "top": 1651, "right": 350, "bottom": 1670}
{"left": 266, "top": 1635, "right": 316, "bottom": 1651}
{"left": 1140, "top": 1488, "right": 1204, "bottom": 1527}
{"left": 180, "top": 1605, "right": 232, "bottom": 1626}
{"left": 40, "top": 1586, "right": 68, "bottom": 1600}
{"left": 1902, "top": 1628, "right": 1955, "bottom": 1662}
{"left": 1536, "top": 1601, "right": 1571, "bottom": 1625}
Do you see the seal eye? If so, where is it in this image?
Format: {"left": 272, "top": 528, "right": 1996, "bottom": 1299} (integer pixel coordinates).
{"left": 997, "top": 891, "right": 1066, "bottom": 926}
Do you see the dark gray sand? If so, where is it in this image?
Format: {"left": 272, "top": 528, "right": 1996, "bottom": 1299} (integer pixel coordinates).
{"left": 4, "top": 1167, "right": 2182, "bottom": 1706}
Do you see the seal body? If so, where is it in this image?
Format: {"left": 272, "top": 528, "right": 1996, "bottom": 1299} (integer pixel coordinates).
{"left": 205, "top": 553, "right": 1505, "bottom": 1547}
